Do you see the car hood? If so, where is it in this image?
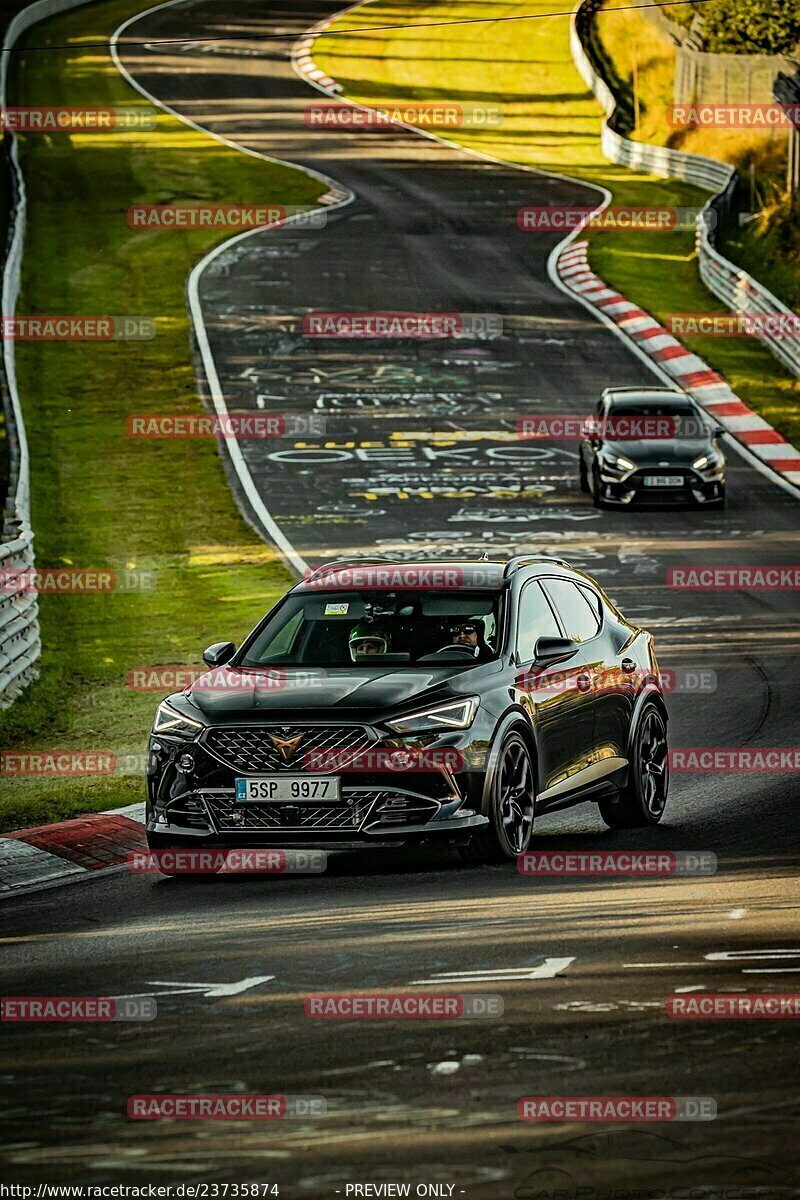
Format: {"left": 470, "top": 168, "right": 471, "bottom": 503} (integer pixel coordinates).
{"left": 605, "top": 437, "right": 713, "bottom": 468}
{"left": 183, "top": 663, "right": 497, "bottom": 722}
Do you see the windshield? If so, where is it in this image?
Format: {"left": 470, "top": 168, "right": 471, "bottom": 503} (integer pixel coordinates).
{"left": 607, "top": 400, "right": 705, "bottom": 439}
{"left": 239, "top": 589, "right": 504, "bottom": 668}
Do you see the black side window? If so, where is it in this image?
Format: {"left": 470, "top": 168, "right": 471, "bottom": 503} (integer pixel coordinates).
{"left": 542, "top": 579, "right": 600, "bottom": 644}
{"left": 577, "top": 584, "right": 603, "bottom": 627}
{"left": 516, "top": 581, "right": 561, "bottom": 661}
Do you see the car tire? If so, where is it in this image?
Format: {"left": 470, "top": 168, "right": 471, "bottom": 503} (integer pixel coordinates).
{"left": 459, "top": 731, "right": 535, "bottom": 863}
{"left": 599, "top": 701, "right": 669, "bottom": 828}
{"left": 579, "top": 457, "right": 590, "bottom": 494}
{"left": 591, "top": 465, "right": 605, "bottom": 509}
{"left": 699, "top": 487, "right": 725, "bottom": 509}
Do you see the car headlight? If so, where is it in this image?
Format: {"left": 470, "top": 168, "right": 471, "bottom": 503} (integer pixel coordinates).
{"left": 153, "top": 701, "right": 203, "bottom": 739}
{"left": 602, "top": 452, "right": 636, "bottom": 473}
{"left": 692, "top": 451, "right": 721, "bottom": 473}
{"left": 386, "top": 698, "right": 479, "bottom": 734}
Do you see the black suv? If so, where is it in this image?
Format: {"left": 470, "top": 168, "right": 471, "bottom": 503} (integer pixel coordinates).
{"left": 145, "top": 557, "right": 669, "bottom": 864}
{"left": 580, "top": 387, "right": 726, "bottom": 507}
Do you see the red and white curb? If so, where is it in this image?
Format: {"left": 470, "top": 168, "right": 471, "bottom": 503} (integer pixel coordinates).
{"left": 295, "top": 13, "right": 800, "bottom": 495}
{"left": 293, "top": 23, "right": 342, "bottom": 91}
{"left": 557, "top": 241, "right": 800, "bottom": 489}
{"left": 0, "top": 803, "right": 146, "bottom": 895}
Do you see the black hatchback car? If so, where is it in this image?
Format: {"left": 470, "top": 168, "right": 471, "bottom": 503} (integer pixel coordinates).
{"left": 580, "top": 387, "right": 726, "bottom": 507}
{"left": 145, "top": 557, "right": 669, "bottom": 864}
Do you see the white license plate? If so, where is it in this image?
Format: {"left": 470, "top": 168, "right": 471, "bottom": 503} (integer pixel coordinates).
{"left": 235, "top": 775, "right": 341, "bottom": 803}
{"left": 643, "top": 474, "right": 683, "bottom": 487}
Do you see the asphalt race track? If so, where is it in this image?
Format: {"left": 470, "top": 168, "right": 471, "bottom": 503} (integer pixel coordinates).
{"left": 2, "top": 0, "right": 800, "bottom": 1193}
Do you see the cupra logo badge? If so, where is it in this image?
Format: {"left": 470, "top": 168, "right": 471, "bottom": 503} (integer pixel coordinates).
{"left": 269, "top": 731, "right": 304, "bottom": 763}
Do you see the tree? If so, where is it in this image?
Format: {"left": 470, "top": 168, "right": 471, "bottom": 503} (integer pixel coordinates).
{"left": 701, "top": 0, "right": 800, "bottom": 56}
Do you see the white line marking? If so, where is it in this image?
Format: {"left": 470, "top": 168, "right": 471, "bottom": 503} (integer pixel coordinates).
{"left": 116, "top": 0, "right": 800, "bottom": 598}
{"left": 705, "top": 950, "right": 800, "bottom": 960}
{"left": 113, "top": 975, "right": 274, "bottom": 999}
{"left": 410, "top": 957, "right": 575, "bottom": 984}
{"left": 293, "top": 1, "right": 756, "bottom": 482}
{"left": 624, "top": 962, "right": 700, "bottom": 968}
{"left": 742, "top": 968, "right": 800, "bottom": 974}
{"left": 109, "top": 2, "right": 356, "bottom": 576}
{"left": 296, "top": 2, "right": 800, "bottom": 505}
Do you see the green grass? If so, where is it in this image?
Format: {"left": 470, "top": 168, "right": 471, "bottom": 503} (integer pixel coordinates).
{"left": 0, "top": 0, "right": 325, "bottom": 832}
{"left": 315, "top": 0, "right": 800, "bottom": 448}
{"left": 593, "top": 1, "right": 799, "bottom": 309}
{"left": 720, "top": 193, "right": 800, "bottom": 314}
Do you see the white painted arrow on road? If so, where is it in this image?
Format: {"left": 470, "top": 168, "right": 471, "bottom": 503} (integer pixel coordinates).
{"left": 409, "top": 957, "right": 575, "bottom": 984}
{"left": 112, "top": 976, "right": 274, "bottom": 1000}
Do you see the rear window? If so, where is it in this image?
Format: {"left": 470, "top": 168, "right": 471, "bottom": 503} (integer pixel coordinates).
{"left": 608, "top": 401, "right": 693, "bottom": 416}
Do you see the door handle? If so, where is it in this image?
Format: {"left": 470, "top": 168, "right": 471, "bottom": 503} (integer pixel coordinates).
{"left": 621, "top": 658, "right": 637, "bottom": 673}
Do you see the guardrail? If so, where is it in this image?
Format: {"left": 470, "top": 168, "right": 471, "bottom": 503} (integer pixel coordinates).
{"left": 0, "top": 0, "right": 98, "bottom": 707}
{"left": 0, "top": 529, "right": 40, "bottom": 702}
{"left": 570, "top": 0, "right": 800, "bottom": 381}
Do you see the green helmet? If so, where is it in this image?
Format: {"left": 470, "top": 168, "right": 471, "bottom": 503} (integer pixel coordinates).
{"left": 348, "top": 622, "right": 389, "bottom": 661}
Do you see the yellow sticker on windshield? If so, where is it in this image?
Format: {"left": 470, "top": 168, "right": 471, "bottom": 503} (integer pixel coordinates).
{"left": 324, "top": 602, "right": 350, "bottom": 616}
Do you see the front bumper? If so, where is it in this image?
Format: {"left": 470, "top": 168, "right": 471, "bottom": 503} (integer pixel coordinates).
{"left": 145, "top": 719, "right": 491, "bottom": 847}
{"left": 146, "top": 790, "right": 487, "bottom": 846}
{"left": 598, "top": 468, "right": 724, "bottom": 506}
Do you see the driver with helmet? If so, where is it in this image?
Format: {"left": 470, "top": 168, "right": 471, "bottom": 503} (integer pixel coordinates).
{"left": 349, "top": 623, "right": 391, "bottom": 661}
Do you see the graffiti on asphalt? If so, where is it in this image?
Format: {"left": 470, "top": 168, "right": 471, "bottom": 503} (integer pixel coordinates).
{"left": 312, "top": 392, "right": 502, "bottom": 413}
{"left": 448, "top": 506, "right": 601, "bottom": 523}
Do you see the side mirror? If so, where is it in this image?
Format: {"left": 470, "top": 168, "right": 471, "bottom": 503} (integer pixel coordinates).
{"left": 714, "top": 426, "right": 726, "bottom": 438}
{"left": 203, "top": 641, "right": 236, "bottom": 668}
{"left": 533, "top": 635, "right": 579, "bottom": 664}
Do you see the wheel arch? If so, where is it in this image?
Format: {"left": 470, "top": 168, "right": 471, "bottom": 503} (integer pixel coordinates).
{"left": 626, "top": 686, "right": 668, "bottom": 761}
{"left": 480, "top": 707, "right": 538, "bottom": 817}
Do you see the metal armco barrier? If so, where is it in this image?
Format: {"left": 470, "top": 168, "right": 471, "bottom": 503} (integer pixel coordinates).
{"left": 0, "top": 0, "right": 98, "bottom": 706}
{"left": 0, "top": 530, "right": 40, "bottom": 702}
{"left": 570, "top": 0, "right": 800, "bottom": 381}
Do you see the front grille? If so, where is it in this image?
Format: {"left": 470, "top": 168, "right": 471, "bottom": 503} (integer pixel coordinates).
{"left": 203, "top": 724, "right": 372, "bottom": 773}
{"left": 203, "top": 792, "right": 376, "bottom": 832}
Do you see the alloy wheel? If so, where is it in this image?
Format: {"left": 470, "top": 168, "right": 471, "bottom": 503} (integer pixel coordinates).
{"left": 498, "top": 738, "right": 535, "bottom": 853}
{"left": 638, "top": 709, "right": 668, "bottom": 816}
